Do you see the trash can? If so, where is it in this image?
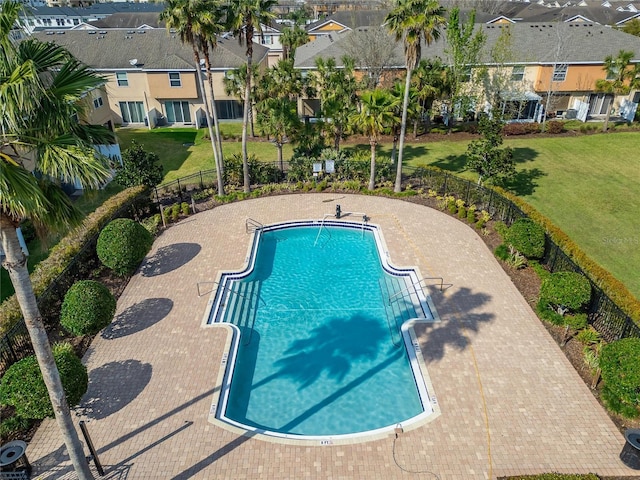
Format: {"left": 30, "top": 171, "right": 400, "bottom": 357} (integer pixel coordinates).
{"left": 0, "top": 440, "right": 31, "bottom": 479}
{"left": 620, "top": 428, "right": 640, "bottom": 470}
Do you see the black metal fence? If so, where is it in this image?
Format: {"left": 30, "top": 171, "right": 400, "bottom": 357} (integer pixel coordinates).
{"left": 0, "top": 320, "right": 33, "bottom": 374}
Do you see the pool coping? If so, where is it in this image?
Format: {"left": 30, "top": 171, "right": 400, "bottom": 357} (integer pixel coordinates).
{"left": 200, "top": 218, "right": 442, "bottom": 445}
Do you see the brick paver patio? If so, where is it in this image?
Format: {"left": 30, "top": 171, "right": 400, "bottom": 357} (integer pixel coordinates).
{"left": 26, "top": 194, "right": 633, "bottom": 479}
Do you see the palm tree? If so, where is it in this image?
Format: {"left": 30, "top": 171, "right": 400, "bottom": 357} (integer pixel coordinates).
{"left": 353, "top": 89, "right": 400, "bottom": 190}
{"left": 280, "top": 24, "right": 309, "bottom": 60}
{"left": 194, "top": 0, "right": 225, "bottom": 181}
{"left": 226, "top": 0, "right": 276, "bottom": 193}
{"left": 412, "top": 58, "right": 451, "bottom": 134}
{"left": 312, "top": 56, "right": 359, "bottom": 150}
{"left": 257, "top": 97, "right": 300, "bottom": 171}
{"left": 385, "top": 0, "right": 446, "bottom": 192}
{"left": 596, "top": 50, "right": 636, "bottom": 131}
{"left": 160, "top": 0, "right": 224, "bottom": 195}
{"left": 1, "top": 2, "right": 113, "bottom": 478}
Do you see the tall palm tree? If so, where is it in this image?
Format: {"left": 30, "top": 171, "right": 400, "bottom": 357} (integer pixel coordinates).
{"left": 385, "top": 0, "right": 445, "bottom": 192}
{"left": 596, "top": 50, "right": 636, "bottom": 131}
{"left": 353, "top": 89, "right": 400, "bottom": 190}
{"left": 160, "top": 0, "right": 225, "bottom": 195}
{"left": 226, "top": 0, "right": 276, "bottom": 193}
{"left": 194, "top": 0, "right": 225, "bottom": 181}
{"left": 280, "top": 24, "right": 309, "bottom": 60}
{"left": 1, "top": 2, "right": 113, "bottom": 478}
{"left": 412, "top": 58, "right": 451, "bottom": 134}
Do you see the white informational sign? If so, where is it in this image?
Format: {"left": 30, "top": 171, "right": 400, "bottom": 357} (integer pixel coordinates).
{"left": 574, "top": 100, "right": 589, "bottom": 122}
{"left": 325, "top": 160, "right": 335, "bottom": 174}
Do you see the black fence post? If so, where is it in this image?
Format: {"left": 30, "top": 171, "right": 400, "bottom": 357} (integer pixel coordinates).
{"left": 443, "top": 173, "right": 448, "bottom": 196}
{"left": 199, "top": 171, "right": 204, "bottom": 189}
{"left": 79, "top": 421, "right": 104, "bottom": 476}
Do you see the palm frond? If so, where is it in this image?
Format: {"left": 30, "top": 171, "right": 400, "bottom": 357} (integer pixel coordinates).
{"left": 30, "top": 178, "right": 83, "bottom": 235}
{"left": 0, "top": 158, "right": 50, "bottom": 221}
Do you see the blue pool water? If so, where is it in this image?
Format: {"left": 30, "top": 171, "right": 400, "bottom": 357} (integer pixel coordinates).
{"left": 216, "top": 224, "right": 428, "bottom": 437}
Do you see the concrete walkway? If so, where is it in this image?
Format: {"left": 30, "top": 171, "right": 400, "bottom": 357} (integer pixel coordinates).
{"left": 27, "top": 194, "right": 633, "bottom": 479}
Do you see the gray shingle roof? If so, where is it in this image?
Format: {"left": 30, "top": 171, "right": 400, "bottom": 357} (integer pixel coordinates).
{"left": 31, "top": 2, "right": 164, "bottom": 17}
{"left": 87, "top": 12, "right": 165, "bottom": 29}
{"left": 31, "top": 30, "right": 269, "bottom": 71}
{"left": 295, "top": 22, "right": 640, "bottom": 68}
{"left": 306, "top": 9, "right": 390, "bottom": 31}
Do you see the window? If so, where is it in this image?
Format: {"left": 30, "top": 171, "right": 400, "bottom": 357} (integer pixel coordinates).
{"left": 261, "top": 35, "right": 273, "bottom": 45}
{"left": 73, "top": 19, "right": 79, "bottom": 25}
{"left": 511, "top": 65, "right": 525, "bottom": 82}
{"left": 93, "top": 97, "right": 103, "bottom": 109}
{"left": 116, "top": 72, "right": 129, "bottom": 87}
{"left": 165, "top": 101, "right": 192, "bottom": 123}
{"left": 169, "top": 72, "right": 181, "bottom": 87}
{"left": 119, "top": 101, "right": 145, "bottom": 123}
{"left": 56, "top": 18, "right": 64, "bottom": 26}
{"left": 552, "top": 64, "right": 568, "bottom": 82}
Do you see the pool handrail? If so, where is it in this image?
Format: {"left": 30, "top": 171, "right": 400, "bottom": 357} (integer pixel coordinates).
{"left": 388, "top": 277, "right": 451, "bottom": 306}
{"left": 245, "top": 217, "right": 264, "bottom": 233}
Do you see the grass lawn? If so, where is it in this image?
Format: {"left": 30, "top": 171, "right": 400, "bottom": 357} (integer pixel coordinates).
{"left": 116, "top": 125, "right": 293, "bottom": 183}
{"left": 379, "top": 132, "right": 640, "bottom": 300}
{"left": 111, "top": 127, "right": 640, "bottom": 301}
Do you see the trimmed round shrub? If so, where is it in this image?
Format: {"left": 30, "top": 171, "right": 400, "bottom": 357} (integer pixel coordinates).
{"left": 505, "top": 218, "right": 546, "bottom": 259}
{"left": 0, "top": 343, "right": 88, "bottom": 420}
{"left": 97, "top": 218, "right": 153, "bottom": 276}
{"left": 494, "top": 243, "right": 510, "bottom": 261}
{"left": 539, "top": 271, "right": 592, "bottom": 312}
{"left": 600, "top": 338, "right": 640, "bottom": 418}
{"left": 61, "top": 280, "right": 116, "bottom": 336}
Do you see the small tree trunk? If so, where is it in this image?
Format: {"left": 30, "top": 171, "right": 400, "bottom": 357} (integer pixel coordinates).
{"left": 413, "top": 119, "right": 418, "bottom": 138}
{"left": 560, "top": 324, "right": 570, "bottom": 347}
{"left": 603, "top": 104, "right": 612, "bottom": 132}
{"left": 368, "top": 139, "right": 377, "bottom": 191}
{"left": 277, "top": 143, "right": 284, "bottom": 172}
{"left": 0, "top": 216, "right": 94, "bottom": 480}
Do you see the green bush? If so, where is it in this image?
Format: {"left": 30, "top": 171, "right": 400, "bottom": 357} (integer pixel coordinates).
{"left": 0, "top": 343, "right": 88, "bottom": 420}
{"left": 505, "top": 218, "right": 545, "bottom": 259}
{"left": 180, "top": 202, "right": 190, "bottom": 216}
{"left": 539, "top": 271, "right": 591, "bottom": 312}
{"left": 61, "top": 280, "right": 116, "bottom": 336}
{"left": 536, "top": 298, "right": 565, "bottom": 325}
{"left": 97, "top": 218, "right": 153, "bottom": 276}
{"left": 600, "top": 338, "right": 640, "bottom": 418}
{"left": 546, "top": 120, "right": 565, "bottom": 134}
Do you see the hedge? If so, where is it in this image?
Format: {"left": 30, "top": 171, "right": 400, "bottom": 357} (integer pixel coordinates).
{"left": 0, "top": 185, "right": 148, "bottom": 336}
{"left": 496, "top": 187, "right": 640, "bottom": 323}
{"left": 504, "top": 218, "right": 545, "bottom": 259}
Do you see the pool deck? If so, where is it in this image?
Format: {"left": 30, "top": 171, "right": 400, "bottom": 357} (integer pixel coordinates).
{"left": 26, "top": 194, "right": 633, "bottom": 479}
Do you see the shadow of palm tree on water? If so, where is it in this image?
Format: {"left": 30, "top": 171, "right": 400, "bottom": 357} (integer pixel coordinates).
{"left": 231, "top": 313, "right": 403, "bottom": 433}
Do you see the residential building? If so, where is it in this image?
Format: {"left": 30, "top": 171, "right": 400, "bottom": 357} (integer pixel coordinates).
{"left": 294, "top": 22, "right": 640, "bottom": 122}
{"left": 31, "top": 29, "right": 270, "bottom": 127}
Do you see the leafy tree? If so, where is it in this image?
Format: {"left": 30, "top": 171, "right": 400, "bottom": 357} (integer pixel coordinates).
{"left": 226, "top": 0, "right": 276, "bottom": 193}
{"left": 352, "top": 89, "right": 400, "bottom": 190}
{"left": 280, "top": 24, "right": 309, "bottom": 60}
{"left": 0, "top": 2, "right": 112, "bottom": 477}
{"left": 385, "top": 0, "right": 446, "bottom": 192}
{"left": 342, "top": 26, "right": 396, "bottom": 88}
{"left": 465, "top": 115, "right": 515, "bottom": 185}
{"left": 115, "top": 140, "right": 163, "bottom": 188}
{"left": 256, "top": 97, "right": 300, "bottom": 171}
{"left": 620, "top": 18, "right": 640, "bottom": 38}
{"left": 160, "top": 0, "right": 225, "bottom": 194}
{"left": 444, "top": 7, "right": 486, "bottom": 129}
{"left": 595, "top": 50, "right": 637, "bottom": 131}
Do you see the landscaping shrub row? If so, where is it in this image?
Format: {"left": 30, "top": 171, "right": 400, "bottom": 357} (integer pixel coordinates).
{"left": 0, "top": 185, "right": 149, "bottom": 336}
{"left": 501, "top": 121, "right": 564, "bottom": 136}
{"left": 496, "top": 187, "right": 640, "bottom": 323}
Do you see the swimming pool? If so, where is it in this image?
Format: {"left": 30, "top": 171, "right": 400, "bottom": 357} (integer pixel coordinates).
{"left": 206, "top": 220, "right": 439, "bottom": 440}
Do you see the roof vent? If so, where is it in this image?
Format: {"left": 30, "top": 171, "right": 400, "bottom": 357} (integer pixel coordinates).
{"left": 46, "top": 31, "right": 54, "bottom": 35}
{"left": 127, "top": 30, "right": 135, "bottom": 34}
{"left": 88, "top": 31, "right": 96, "bottom": 34}
{"left": 56, "top": 31, "right": 65, "bottom": 34}
{"left": 137, "top": 30, "right": 145, "bottom": 34}
{"left": 99, "top": 30, "right": 107, "bottom": 34}
{"left": 129, "top": 58, "right": 138, "bottom": 66}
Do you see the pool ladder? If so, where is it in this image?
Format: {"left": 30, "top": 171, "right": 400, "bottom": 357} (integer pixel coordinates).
{"left": 246, "top": 217, "right": 263, "bottom": 233}
{"left": 388, "top": 277, "right": 451, "bottom": 306}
